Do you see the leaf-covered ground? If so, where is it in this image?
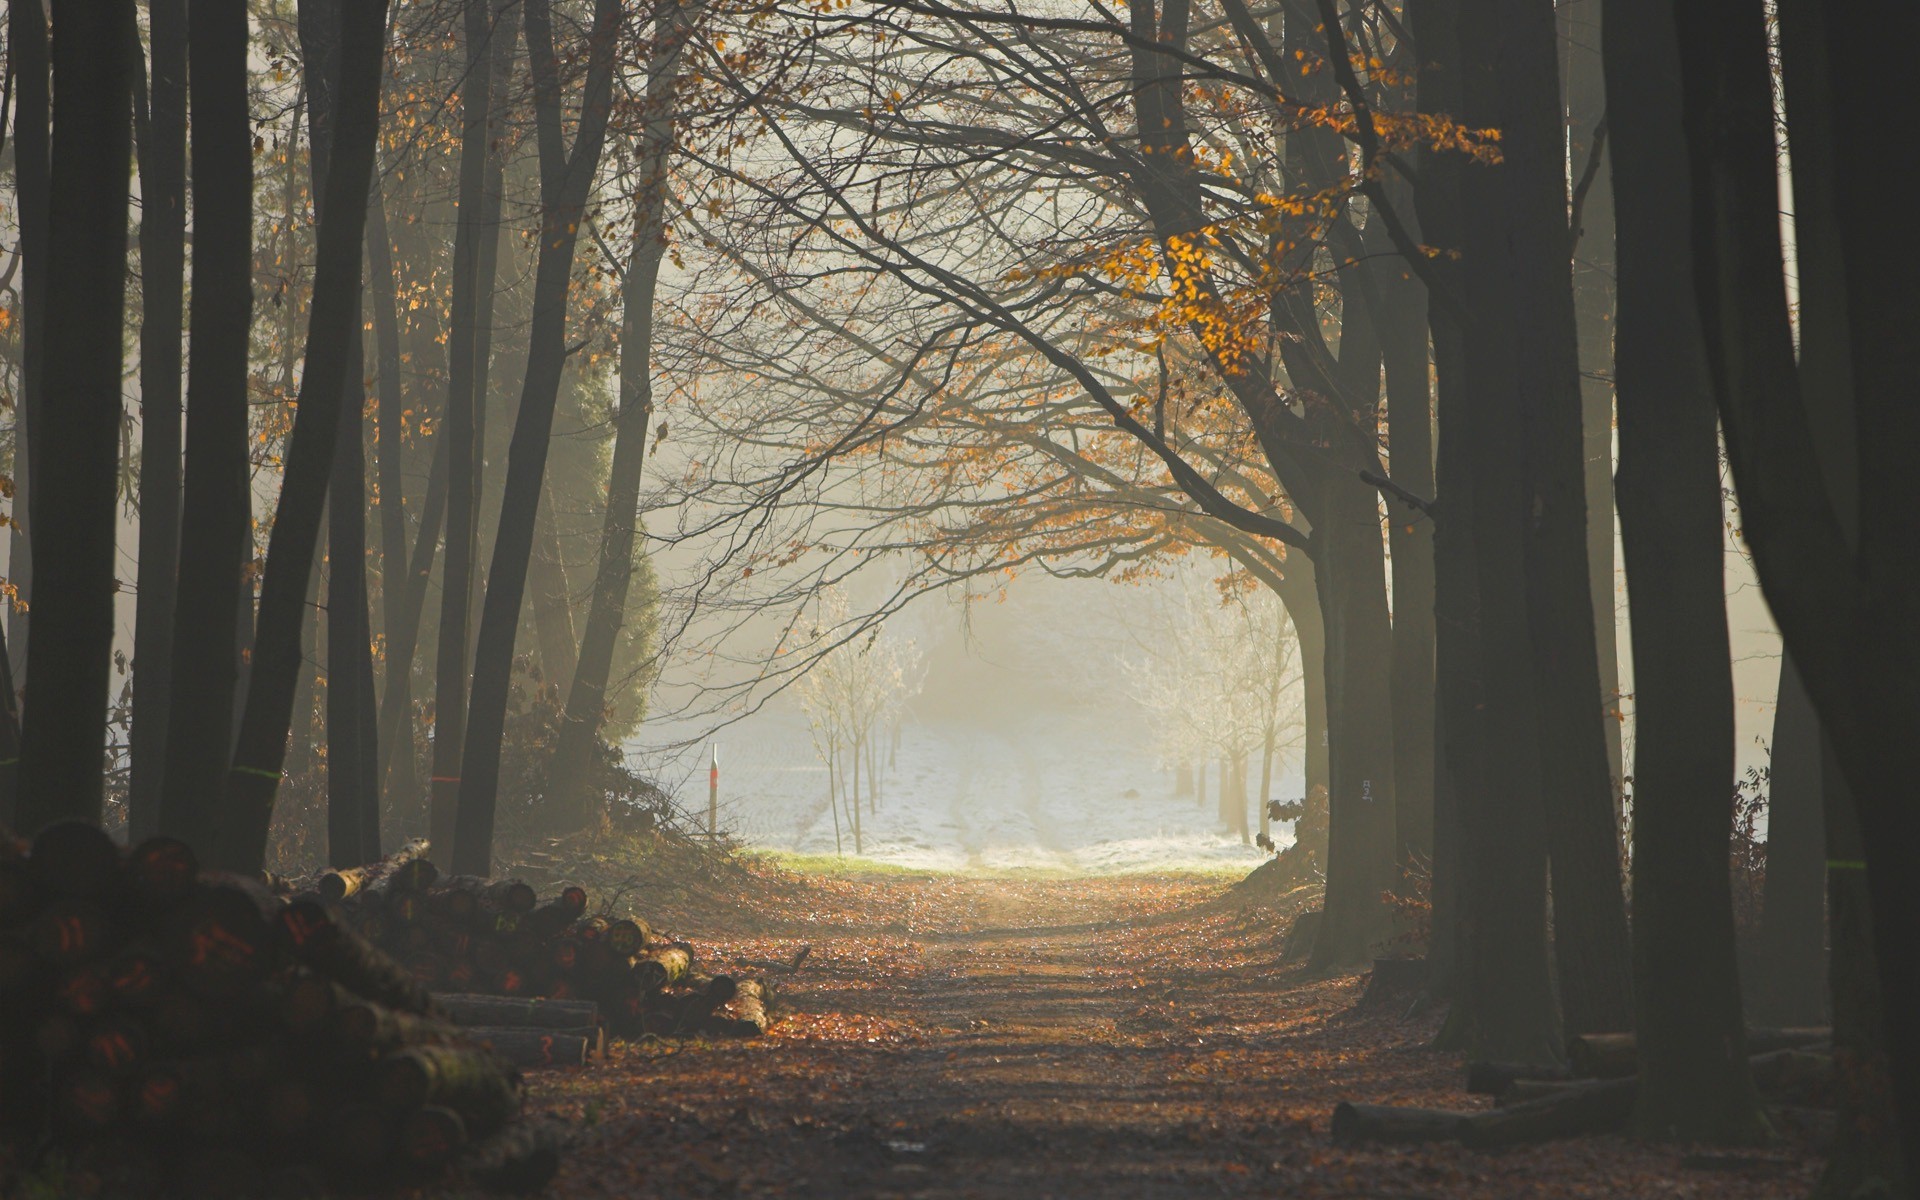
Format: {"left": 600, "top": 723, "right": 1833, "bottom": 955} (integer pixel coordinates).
{"left": 451, "top": 869, "right": 1826, "bottom": 1198}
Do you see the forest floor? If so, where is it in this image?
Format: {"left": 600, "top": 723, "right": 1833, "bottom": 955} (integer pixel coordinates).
{"left": 457, "top": 868, "right": 1827, "bottom": 1200}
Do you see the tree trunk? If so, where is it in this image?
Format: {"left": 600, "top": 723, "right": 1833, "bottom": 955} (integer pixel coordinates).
{"left": 1562, "top": 0, "right": 1624, "bottom": 809}
{"left": 15, "top": 0, "right": 136, "bottom": 828}
{"left": 367, "top": 180, "right": 407, "bottom": 699}
{"left": 218, "top": 0, "right": 389, "bottom": 872}
{"left": 526, "top": 483, "right": 576, "bottom": 693}
{"left": 1773, "top": 5, "right": 1903, "bottom": 1186}
{"left": 1408, "top": 0, "right": 1470, "bottom": 1013}
{"left": 1375, "top": 212, "right": 1436, "bottom": 872}
{"left": 430, "top": 0, "right": 514, "bottom": 858}
{"left": 1755, "top": 656, "right": 1827, "bottom": 1026}
{"left": 449, "top": 0, "right": 621, "bottom": 876}
{"left": 1494, "top": 0, "right": 1635, "bottom": 1041}
{"left": 1452, "top": 0, "right": 1563, "bottom": 1068}
{"left": 1309, "top": 488, "right": 1399, "bottom": 967}
{"left": 1603, "top": 0, "right": 1758, "bottom": 1145}
{"left": 5, "top": 0, "right": 51, "bottom": 697}
{"left": 545, "top": 0, "right": 692, "bottom": 831}
{"left": 127, "top": 0, "right": 189, "bottom": 841}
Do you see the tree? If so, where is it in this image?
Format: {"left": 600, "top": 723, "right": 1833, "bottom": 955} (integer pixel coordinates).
{"left": 15, "top": 0, "right": 138, "bottom": 828}
{"left": 1675, "top": 0, "right": 1920, "bottom": 1168}
{"left": 1753, "top": 657, "right": 1826, "bottom": 1027}
{"left": 1605, "top": 0, "right": 1761, "bottom": 1141}
{"left": 127, "top": 0, "right": 189, "bottom": 841}
{"left": 157, "top": 0, "right": 256, "bottom": 856}
{"left": 451, "top": 0, "right": 623, "bottom": 876}
{"left": 219, "top": 0, "right": 392, "bottom": 872}
{"left": 546, "top": 0, "right": 700, "bottom": 834}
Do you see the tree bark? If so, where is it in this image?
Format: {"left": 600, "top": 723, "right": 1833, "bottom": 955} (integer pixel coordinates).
{"left": 15, "top": 0, "right": 136, "bottom": 828}
{"left": 450, "top": 0, "right": 622, "bottom": 875}
{"left": 1490, "top": 0, "right": 1635, "bottom": 1040}
{"left": 1561, "top": 0, "right": 1624, "bottom": 807}
{"left": 1452, "top": 0, "right": 1563, "bottom": 1068}
{"left": 217, "top": 0, "right": 390, "bottom": 872}
{"left": 1375, "top": 221, "right": 1436, "bottom": 871}
{"left": 1677, "top": 0, "right": 1920, "bottom": 1170}
{"left": 430, "top": 0, "right": 514, "bottom": 858}
{"left": 128, "top": 0, "right": 189, "bottom": 841}
{"left": 5, "top": 0, "right": 51, "bottom": 695}
{"left": 543, "top": 0, "right": 694, "bottom": 830}
{"left": 526, "top": 483, "right": 576, "bottom": 693}
{"left": 1773, "top": 5, "right": 1901, "bottom": 1187}
{"left": 1609, "top": 0, "right": 1760, "bottom": 1141}
{"left": 1755, "top": 656, "right": 1826, "bottom": 1026}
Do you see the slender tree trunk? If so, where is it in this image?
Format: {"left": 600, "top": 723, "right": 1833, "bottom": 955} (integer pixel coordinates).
{"left": 217, "top": 0, "right": 389, "bottom": 872}
{"left": 128, "top": 0, "right": 189, "bottom": 841}
{"left": 1377, "top": 239, "right": 1436, "bottom": 871}
{"left": 1562, "top": 0, "right": 1624, "bottom": 806}
{"left": 0, "top": 622, "right": 21, "bottom": 828}
{"left": 1755, "top": 656, "right": 1826, "bottom": 1026}
{"left": 285, "top": 553, "right": 324, "bottom": 779}
{"left": 430, "top": 0, "right": 512, "bottom": 857}
{"left": 5, "top": 0, "right": 50, "bottom": 695}
{"left": 450, "top": 0, "right": 621, "bottom": 876}
{"left": 545, "top": 0, "right": 693, "bottom": 830}
{"left": 15, "top": 0, "right": 136, "bottom": 828}
{"left": 368, "top": 180, "right": 407, "bottom": 693}
{"left": 526, "top": 483, "right": 577, "bottom": 692}
{"left": 377, "top": 434, "right": 446, "bottom": 812}
{"left": 1483, "top": 0, "right": 1636, "bottom": 1040}
{"left": 828, "top": 747, "right": 842, "bottom": 857}
{"left": 1408, "top": 0, "right": 1469, "bottom": 1011}
{"left": 1608, "top": 0, "right": 1760, "bottom": 1139}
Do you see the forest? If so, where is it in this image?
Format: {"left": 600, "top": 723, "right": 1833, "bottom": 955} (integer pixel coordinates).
{"left": 0, "top": 0, "right": 1911, "bottom": 1194}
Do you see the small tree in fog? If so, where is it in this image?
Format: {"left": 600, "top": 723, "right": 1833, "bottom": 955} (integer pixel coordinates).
{"left": 793, "top": 590, "right": 924, "bottom": 856}
{"left": 1122, "top": 570, "right": 1300, "bottom": 845}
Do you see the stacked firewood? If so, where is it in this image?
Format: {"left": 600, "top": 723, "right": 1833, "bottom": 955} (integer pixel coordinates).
{"left": 313, "top": 846, "right": 777, "bottom": 1044}
{"left": 0, "top": 822, "right": 561, "bottom": 1197}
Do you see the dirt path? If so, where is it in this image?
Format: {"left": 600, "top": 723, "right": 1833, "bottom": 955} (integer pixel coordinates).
{"left": 516, "top": 873, "right": 1824, "bottom": 1200}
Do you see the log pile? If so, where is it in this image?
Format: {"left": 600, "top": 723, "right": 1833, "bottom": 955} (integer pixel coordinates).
{"left": 306, "top": 848, "right": 780, "bottom": 1043}
{"left": 0, "top": 822, "right": 562, "bottom": 1197}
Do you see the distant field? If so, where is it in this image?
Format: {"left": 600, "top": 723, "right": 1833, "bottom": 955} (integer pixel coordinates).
{"left": 631, "top": 706, "right": 1286, "bottom": 875}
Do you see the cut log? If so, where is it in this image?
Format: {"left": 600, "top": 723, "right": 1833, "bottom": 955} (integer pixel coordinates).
{"left": 0, "top": 861, "right": 37, "bottom": 928}
{"left": 106, "top": 944, "right": 166, "bottom": 1007}
{"left": 124, "top": 837, "right": 200, "bottom": 909}
{"left": 606, "top": 918, "right": 649, "bottom": 955}
{"left": 1466, "top": 1060, "right": 1571, "bottom": 1096}
{"left": 281, "top": 898, "right": 440, "bottom": 1017}
{"left": 484, "top": 880, "right": 538, "bottom": 915}
{"left": 433, "top": 993, "right": 600, "bottom": 1030}
{"left": 398, "top": 1104, "right": 469, "bottom": 1180}
{"left": 331, "top": 993, "right": 464, "bottom": 1057}
{"left": 29, "top": 820, "right": 122, "bottom": 899}
{"left": 1459, "top": 1077, "right": 1639, "bottom": 1149}
{"left": 460, "top": 1118, "right": 565, "bottom": 1195}
{"left": 1331, "top": 1102, "right": 1468, "bottom": 1145}
{"left": 166, "top": 876, "right": 283, "bottom": 998}
{"left": 1567, "top": 1026, "right": 1831, "bottom": 1079}
{"left": 376, "top": 1045, "right": 520, "bottom": 1135}
{"left": 706, "top": 976, "right": 770, "bottom": 1038}
{"left": 31, "top": 902, "right": 112, "bottom": 967}
{"left": 173, "top": 1144, "right": 263, "bottom": 1200}
{"left": 460, "top": 1027, "right": 591, "bottom": 1069}
{"left": 633, "top": 945, "right": 691, "bottom": 992}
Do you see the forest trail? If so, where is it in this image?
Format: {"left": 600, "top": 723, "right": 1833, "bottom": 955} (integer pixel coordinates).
{"left": 515, "top": 873, "right": 1824, "bottom": 1200}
